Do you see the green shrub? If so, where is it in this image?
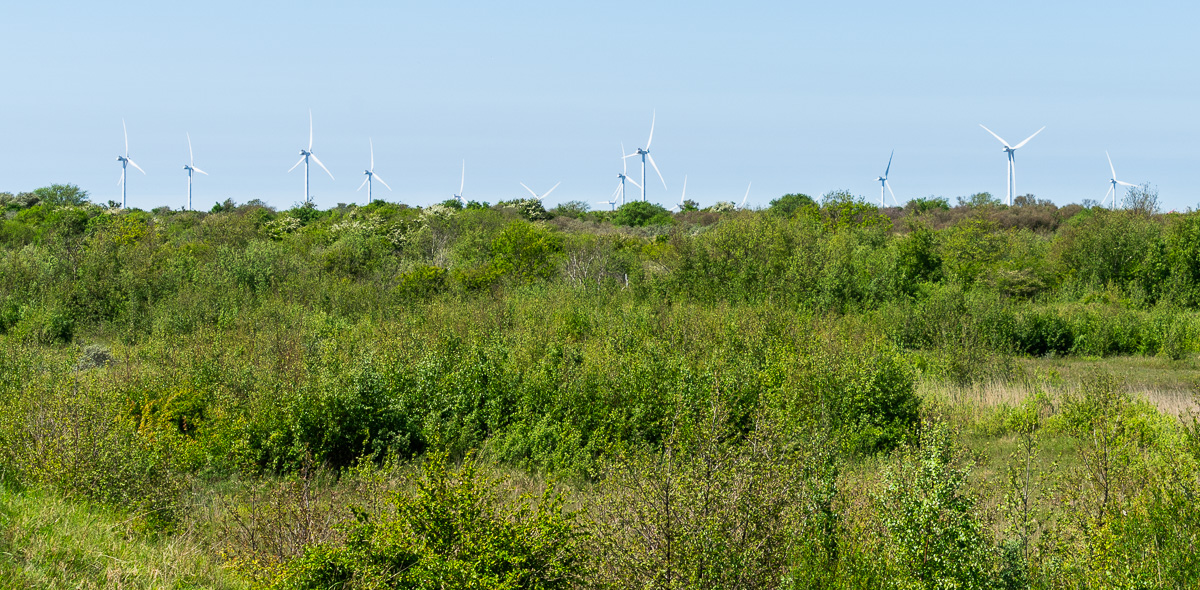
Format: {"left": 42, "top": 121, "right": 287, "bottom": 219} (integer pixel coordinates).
{"left": 273, "top": 453, "right": 584, "bottom": 589}
{"left": 613, "top": 201, "right": 672, "bottom": 227}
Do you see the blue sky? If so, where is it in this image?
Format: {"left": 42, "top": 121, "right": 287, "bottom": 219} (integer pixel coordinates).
{"left": 2, "top": 1, "right": 1196, "bottom": 211}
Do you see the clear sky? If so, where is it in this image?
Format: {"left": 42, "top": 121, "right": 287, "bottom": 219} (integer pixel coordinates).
{"left": 2, "top": 1, "right": 1197, "bottom": 211}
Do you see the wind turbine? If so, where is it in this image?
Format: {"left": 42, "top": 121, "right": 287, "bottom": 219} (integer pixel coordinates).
{"left": 357, "top": 138, "right": 392, "bottom": 204}
{"left": 876, "top": 150, "right": 897, "bottom": 206}
{"left": 598, "top": 186, "right": 621, "bottom": 211}
{"left": 288, "top": 110, "right": 335, "bottom": 205}
{"left": 737, "top": 182, "right": 752, "bottom": 210}
{"left": 519, "top": 181, "right": 561, "bottom": 203}
{"left": 1104, "top": 151, "right": 1137, "bottom": 208}
{"left": 452, "top": 160, "right": 466, "bottom": 205}
{"left": 116, "top": 119, "right": 146, "bottom": 208}
{"left": 669, "top": 176, "right": 688, "bottom": 212}
{"left": 979, "top": 124, "right": 1044, "bottom": 206}
{"left": 613, "top": 142, "right": 641, "bottom": 206}
{"left": 182, "top": 133, "right": 207, "bottom": 211}
{"left": 624, "top": 111, "right": 667, "bottom": 202}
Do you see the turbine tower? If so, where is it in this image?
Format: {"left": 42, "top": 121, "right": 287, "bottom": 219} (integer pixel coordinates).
{"left": 183, "top": 133, "right": 208, "bottom": 211}
{"left": 625, "top": 111, "right": 667, "bottom": 202}
{"left": 980, "top": 124, "right": 1045, "bottom": 205}
{"left": 357, "top": 138, "right": 392, "bottom": 204}
{"left": 116, "top": 119, "right": 146, "bottom": 208}
{"left": 519, "top": 181, "right": 561, "bottom": 203}
{"left": 288, "top": 110, "right": 335, "bottom": 205}
{"left": 1104, "top": 151, "right": 1137, "bottom": 209}
{"left": 876, "top": 150, "right": 897, "bottom": 206}
{"left": 453, "top": 160, "right": 466, "bottom": 206}
{"left": 614, "top": 142, "right": 641, "bottom": 206}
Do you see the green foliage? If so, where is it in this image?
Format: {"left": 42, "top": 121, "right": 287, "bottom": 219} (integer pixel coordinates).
{"left": 490, "top": 221, "right": 563, "bottom": 283}
{"left": 768, "top": 193, "right": 816, "bottom": 217}
{"left": 549, "top": 199, "right": 590, "bottom": 219}
{"left": 878, "top": 421, "right": 997, "bottom": 589}
{"left": 273, "top": 453, "right": 584, "bottom": 589}
{"left": 958, "top": 192, "right": 1003, "bottom": 208}
{"left": 32, "top": 183, "right": 89, "bottom": 207}
{"left": 907, "top": 196, "right": 951, "bottom": 214}
{"left": 613, "top": 200, "right": 673, "bottom": 227}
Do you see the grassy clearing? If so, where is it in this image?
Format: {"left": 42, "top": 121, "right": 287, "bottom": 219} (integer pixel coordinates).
{"left": 0, "top": 486, "right": 245, "bottom": 589}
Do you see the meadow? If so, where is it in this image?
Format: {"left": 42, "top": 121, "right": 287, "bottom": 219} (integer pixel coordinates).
{"left": 0, "top": 186, "right": 1198, "bottom": 588}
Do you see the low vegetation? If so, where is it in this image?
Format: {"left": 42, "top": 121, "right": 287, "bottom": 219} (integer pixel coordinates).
{"left": 1, "top": 184, "right": 1198, "bottom": 588}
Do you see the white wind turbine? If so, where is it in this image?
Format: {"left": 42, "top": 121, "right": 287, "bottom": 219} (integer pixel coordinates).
{"left": 669, "top": 176, "right": 688, "bottom": 212}
{"left": 357, "top": 138, "right": 392, "bottom": 204}
{"left": 598, "top": 187, "right": 621, "bottom": 211}
{"left": 116, "top": 119, "right": 146, "bottom": 208}
{"left": 288, "top": 110, "right": 335, "bottom": 205}
{"left": 182, "top": 133, "right": 207, "bottom": 211}
{"left": 625, "top": 111, "right": 667, "bottom": 202}
{"left": 1104, "top": 151, "right": 1137, "bottom": 209}
{"left": 613, "top": 142, "right": 641, "bottom": 206}
{"left": 519, "top": 181, "right": 561, "bottom": 203}
{"left": 452, "top": 160, "right": 466, "bottom": 205}
{"left": 737, "top": 182, "right": 752, "bottom": 210}
{"left": 979, "top": 124, "right": 1045, "bottom": 206}
{"left": 876, "top": 150, "right": 897, "bottom": 206}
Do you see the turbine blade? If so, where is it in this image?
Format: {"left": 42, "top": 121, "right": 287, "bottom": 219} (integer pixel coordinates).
{"left": 288, "top": 156, "right": 305, "bottom": 173}
{"left": 886, "top": 180, "right": 897, "bottom": 205}
{"left": 1117, "top": 180, "right": 1137, "bottom": 187}
{"left": 647, "top": 154, "right": 667, "bottom": 190}
{"left": 540, "top": 181, "right": 561, "bottom": 200}
{"left": 1104, "top": 185, "right": 1114, "bottom": 203}
{"left": 884, "top": 149, "right": 893, "bottom": 178}
{"left": 740, "top": 182, "right": 752, "bottom": 208}
{"left": 369, "top": 138, "right": 374, "bottom": 171}
{"left": 310, "top": 153, "right": 334, "bottom": 180}
{"left": 460, "top": 160, "right": 465, "bottom": 194}
{"left": 308, "top": 109, "right": 314, "bottom": 151}
{"left": 979, "top": 124, "right": 1010, "bottom": 147}
{"left": 681, "top": 175, "right": 687, "bottom": 201}
{"left": 374, "top": 174, "right": 393, "bottom": 191}
{"left": 117, "top": 170, "right": 125, "bottom": 186}
{"left": 187, "top": 132, "right": 194, "bottom": 165}
{"left": 128, "top": 159, "right": 146, "bottom": 175}
{"left": 1106, "top": 151, "right": 1117, "bottom": 179}
{"left": 193, "top": 167, "right": 208, "bottom": 176}
{"left": 520, "top": 182, "right": 538, "bottom": 198}
{"left": 123, "top": 119, "right": 129, "bottom": 156}
{"left": 1012, "top": 126, "right": 1045, "bottom": 150}
{"left": 646, "top": 110, "right": 656, "bottom": 150}
{"left": 358, "top": 176, "right": 370, "bottom": 191}
{"left": 627, "top": 176, "right": 642, "bottom": 190}
{"left": 621, "top": 143, "right": 628, "bottom": 173}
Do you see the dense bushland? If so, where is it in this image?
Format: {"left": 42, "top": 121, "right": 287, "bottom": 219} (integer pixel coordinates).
{"left": 1, "top": 189, "right": 1199, "bottom": 587}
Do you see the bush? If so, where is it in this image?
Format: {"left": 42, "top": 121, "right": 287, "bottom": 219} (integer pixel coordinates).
{"left": 613, "top": 201, "right": 672, "bottom": 227}
{"left": 273, "top": 453, "right": 585, "bottom": 589}
{"left": 877, "top": 420, "right": 997, "bottom": 589}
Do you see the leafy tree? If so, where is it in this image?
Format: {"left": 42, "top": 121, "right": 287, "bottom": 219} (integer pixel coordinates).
{"left": 906, "top": 196, "right": 951, "bottom": 214}
{"left": 768, "top": 193, "right": 816, "bottom": 217}
{"left": 550, "top": 200, "right": 590, "bottom": 219}
{"left": 878, "top": 421, "right": 996, "bottom": 589}
{"left": 32, "top": 184, "right": 89, "bottom": 207}
{"left": 957, "top": 192, "right": 1003, "bottom": 208}
{"left": 613, "top": 201, "right": 672, "bottom": 227}
{"left": 1123, "top": 183, "right": 1159, "bottom": 216}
